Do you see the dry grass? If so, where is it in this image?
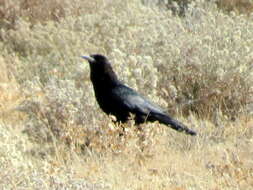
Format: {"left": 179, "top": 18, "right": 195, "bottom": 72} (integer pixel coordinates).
{"left": 216, "top": 0, "right": 253, "bottom": 15}
{"left": 1, "top": 0, "right": 253, "bottom": 30}
{"left": 0, "top": 0, "right": 253, "bottom": 189}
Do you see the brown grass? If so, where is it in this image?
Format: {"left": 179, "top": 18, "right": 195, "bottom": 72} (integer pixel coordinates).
{"left": 0, "top": 0, "right": 253, "bottom": 189}
{"left": 216, "top": 0, "right": 253, "bottom": 14}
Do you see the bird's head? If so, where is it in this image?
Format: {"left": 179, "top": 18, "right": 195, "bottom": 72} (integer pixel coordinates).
{"left": 81, "top": 54, "right": 119, "bottom": 85}
{"left": 81, "top": 54, "right": 110, "bottom": 67}
{"left": 81, "top": 54, "right": 112, "bottom": 74}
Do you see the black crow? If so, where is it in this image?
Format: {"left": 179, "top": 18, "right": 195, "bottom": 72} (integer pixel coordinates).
{"left": 81, "top": 54, "right": 196, "bottom": 136}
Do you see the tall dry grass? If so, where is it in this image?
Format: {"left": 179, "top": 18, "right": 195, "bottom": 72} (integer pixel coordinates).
{"left": 0, "top": 0, "right": 253, "bottom": 189}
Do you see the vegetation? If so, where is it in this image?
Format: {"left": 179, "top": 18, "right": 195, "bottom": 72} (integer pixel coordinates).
{"left": 0, "top": 0, "right": 252, "bottom": 189}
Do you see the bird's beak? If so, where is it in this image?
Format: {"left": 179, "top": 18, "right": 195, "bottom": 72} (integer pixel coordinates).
{"left": 81, "top": 55, "right": 95, "bottom": 63}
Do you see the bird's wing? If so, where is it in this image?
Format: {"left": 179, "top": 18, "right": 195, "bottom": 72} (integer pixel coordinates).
{"left": 112, "top": 85, "right": 165, "bottom": 115}
{"left": 112, "top": 85, "right": 197, "bottom": 136}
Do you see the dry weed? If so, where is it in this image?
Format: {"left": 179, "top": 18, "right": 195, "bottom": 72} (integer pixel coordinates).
{"left": 0, "top": 0, "right": 253, "bottom": 189}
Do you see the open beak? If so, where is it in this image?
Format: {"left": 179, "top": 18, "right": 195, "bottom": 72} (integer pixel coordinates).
{"left": 81, "top": 55, "right": 95, "bottom": 63}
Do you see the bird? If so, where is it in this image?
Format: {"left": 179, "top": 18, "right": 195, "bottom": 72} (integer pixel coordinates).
{"left": 81, "top": 54, "right": 196, "bottom": 136}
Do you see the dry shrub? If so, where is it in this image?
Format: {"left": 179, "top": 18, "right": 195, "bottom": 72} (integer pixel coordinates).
{"left": 143, "top": 0, "right": 192, "bottom": 16}
{"left": 144, "top": 0, "right": 253, "bottom": 16}
{"left": 0, "top": 55, "right": 24, "bottom": 123}
{"left": 0, "top": 0, "right": 253, "bottom": 155}
{"left": 17, "top": 76, "right": 169, "bottom": 157}
{"left": 0, "top": 1, "right": 250, "bottom": 161}
{"left": 1, "top": 0, "right": 252, "bottom": 121}
{"left": 1, "top": 0, "right": 253, "bottom": 33}
{"left": 0, "top": 0, "right": 101, "bottom": 31}
{"left": 0, "top": 0, "right": 69, "bottom": 26}
{"left": 1, "top": 0, "right": 253, "bottom": 189}
{"left": 216, "top": 0, "right": 253, "bottom": 15}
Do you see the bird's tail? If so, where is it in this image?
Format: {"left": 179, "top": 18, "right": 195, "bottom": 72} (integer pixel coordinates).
{"left": 152, "top": 112, "right": 196, "bottom": 136}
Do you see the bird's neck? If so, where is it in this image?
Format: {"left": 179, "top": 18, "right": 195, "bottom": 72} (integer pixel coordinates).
{"left": 90, "top": 67, "right": 120, "bottom": 88}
